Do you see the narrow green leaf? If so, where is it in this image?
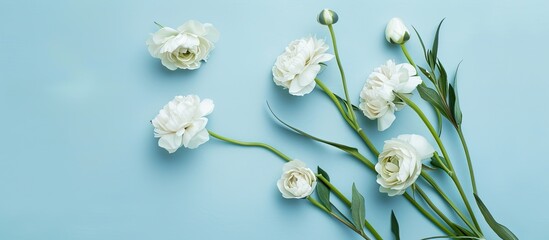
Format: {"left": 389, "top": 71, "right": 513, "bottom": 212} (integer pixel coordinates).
{"left": 451, "top": 62, "right": 463, "bottom": 125}
{"left": 474, "top": 194, "right": 519, "bottom": 240}
{"left": 416, "top": 85, "right": 448, "bottom": 119}
{"left": 418, "top": 66, "right": 435, "bottom": 84}
{"left": 451, "top": 223, "right": 474, "bottom": 237}
{"left": 351, "top": 183, "right": 366, "bottom": 231}
{"left": 412, "top": 26, "right": 428, "bottom": 60}
{"left": 316, "top": 167, "right": 331, "bottom": 211}
{"left": 429, "top": 157, "right": 444, "bottom": 170}
{"left": 391, "top": 211, "right": 400, "bottom": 240}
{"left": 422, "top": 163, "right": 437, "bottom": 171}
{"left": 334, "top": 93, "right": 360, "bottom": 111}
{"left": 437, "top": 60, "right": 448, "bottom": 99}
{"left": 267, "top": 102, "right": 360, "bottom": 156}
{"left": 421, "top": 236, "right": 483, "bottom": 240}
{"left": 431, "top": 19, "right": 445, "bottom": 70}
{"left": 434, "top": 107, "right": 443, "bottom": 137}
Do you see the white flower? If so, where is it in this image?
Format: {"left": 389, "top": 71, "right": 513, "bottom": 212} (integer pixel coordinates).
{"left": 152, "top": 95, "right": 214, "bottom": 153}
{"left": 272, "top": 37, "right": 334, "bottom": 96}
{"left": 146, "top": 20, "right": 219, "bottom": 70}
{"left": 359, "top": 60, "right": 422, "bottom": 131}
{"left": 375, "top": 134, "right": 435, "bottom": 196}
{"left": 385, "top": 18, "right": 410, "bottom": 44}
{"left": 277, "top": 160, "right": 317, "bottom": 199}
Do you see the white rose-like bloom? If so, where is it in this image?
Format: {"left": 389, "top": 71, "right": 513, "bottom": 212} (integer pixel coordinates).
{"left": 359, "top": 60, "right": 422, "bottom": 131}
{"left": 152, "top": 95, "right": 214, "bottom": 153}
{"left": 375, "top": 134, "right": 435, "bottom": 196}
{"left": 272, "top": 37, "right": 334, "bottom": 96}
{"left": 385, "top": 18, "right": 410, "bottom": 44}
{"left": 146, "top": 20, "right": 219, "bottom": 70}
{"left": 277, "top": 160, "right": 317, "bottom": 199}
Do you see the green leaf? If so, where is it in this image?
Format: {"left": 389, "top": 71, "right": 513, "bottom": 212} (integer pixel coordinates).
{"left": 412, "top": 26, "right": 428, "bottom": 60}
{"left": 416, "top": 84, "right": 448, "bottom": 119}
{"left": 418, "top": 66, "right": 435, "bottom": 84}
{"left": 421, "top": 236, "right": 483, "bottom": 240}
{"left": 449, "top": 62, "right": 463, "bottom": 125}
{"left": 351, "top": 183, "right": 366, "bottom": 231}
{"left": 434, "top": 107, "right": 443, "bottom": 137}
{"left": 431, "top": 152, "right": 448, "bottom": 169}
{"left": 436, "top": 60, "right": 448, "bottom": 99}
{"left": 334, "top": 93, "right": 360, "bottom": 111}
{"left": 316, "top": 167, "right": 331, "bottom": 211}
{"left": 391, "top": 211, "right": 400, "bottom": 240}
{"left": 431, "top": 19, "right": 445, "bottom": 70}
{"left": 451, "top": 223, "right": 474, "bottom": 237}
{"left": 474, "top": 194, "right": 519, "bottom": 240}
{"left": 267, "top": 102, "right": 360, "bottom": 156}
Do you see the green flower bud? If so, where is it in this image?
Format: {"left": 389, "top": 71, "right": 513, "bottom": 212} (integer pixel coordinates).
{"left": 317, "top": 9, "right": 338, "bottom": 25}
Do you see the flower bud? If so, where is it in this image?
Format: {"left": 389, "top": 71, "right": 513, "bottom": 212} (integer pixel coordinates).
{"left": 385, "top": 18, "right": 410, "bottom": 44}
{"left": 317, "top": 9, "right": 338, "bottom": 25}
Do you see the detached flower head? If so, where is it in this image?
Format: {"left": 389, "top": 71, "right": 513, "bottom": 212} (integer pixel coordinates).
{"left": 272, "top": 37, "right": 334, "bottom": 96}
{"left": 359, "top": 60, "right": 422, "bottom": 131}
{"left": 277, "top": 160, "right": 317, "bottom": 199}
{"left": 147, "top": 20, "right": 219, "bottom": 70}
{"left": 317, "top": 9, "right": 339, "bottom": 25}
{"left": 152, "top": 95, "right": 214, "bottom": 153}
{"left": 376, "top": 134, "right": 435, "bottom": 196}
{"left": 385, "top": 18, "right": 410, "bottom": 44}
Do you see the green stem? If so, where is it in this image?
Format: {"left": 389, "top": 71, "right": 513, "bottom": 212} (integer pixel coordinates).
{"left": 403, "top": 192, "right": 454, "bottom": 236}
{"left": 208, "top": 130, "right": 292, "bottom": 162}
{"left": 395, "top": 94, "right": 481, "bottom": 233}
{"left": 415, "top": 186, "right": 463, "bottom": 234}
{"left": 400, "top": 44, "right": 416, "bottom": 68}
{"left": 315, "top": 79, "right": 353, "bottom": 125}
{"left": 457, "top": 127, "right": 477, "bottom": 195}
{"left": 327, "top": 24, "right": 357, "bottom": 126}
{"left": 317, "top": 175, "right": 382, "bottom": 240}
{"left": 315, "top": 78, "right": 379, "bottom": 156}
{"left": 421, "top": 172, "right": 482, "bottom": 237}
{"left": 308, "top": 197, "right": 371, "bottom": 240}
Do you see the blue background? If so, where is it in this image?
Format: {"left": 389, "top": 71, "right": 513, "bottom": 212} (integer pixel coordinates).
{"left": 1, "top": 0, "right": 546, "bottom": 239}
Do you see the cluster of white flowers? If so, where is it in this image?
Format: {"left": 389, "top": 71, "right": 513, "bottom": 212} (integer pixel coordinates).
{"left": 359, "top": 60, "right": 422, "bottom": 131}
{"left": 152, "top": 95, "right": 214, "bottom": 153}
{"left": 147, "top": 20, "right": 219, "bottom": 70}
{"left": 272, "top": 37, "right": 334, "bottom": 96}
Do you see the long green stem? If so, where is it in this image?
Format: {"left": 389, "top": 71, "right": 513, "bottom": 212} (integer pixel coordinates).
{"left": 327, "top": 24, "right": 357, "bottom": 126}
{"left": 317, "top": 175, "right": 382, "bottom": 240}
{"left": 315, "top": 79, "right": 353, "bottom": 125}
{"left": 208, "top": 130, "right": 291, "bottom": 162}
{"left": 403, "top": 192, "right": 454, "bottom": 236}
{"left": 400, "top": 44, "right": 416, "bottom": 67}
{"left": 395, "top": 94, "right": 481, "bottom": 233}
{"left": 457, "top": 127, "right": 477, "bottom": 194}
{"left": 421, "top": 172, "right": 482, "bottom": 237}
{"left": 315, "top": 79, "right": 379, "bottom": 156}
{"left": 416, "top": 186, "right": 463, "bottom": 234}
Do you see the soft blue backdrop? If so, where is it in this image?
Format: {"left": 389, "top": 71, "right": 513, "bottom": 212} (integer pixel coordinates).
{"left": 1, "top": 0, "right": 546, "bottom": 239}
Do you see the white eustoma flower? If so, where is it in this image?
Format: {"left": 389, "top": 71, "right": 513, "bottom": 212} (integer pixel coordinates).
{"left": 152, "top": 95, "right": 214, "bottom": 153}
{"left": 272, "top": 37, "right": 334, "bottom": 96}
{"left": 277, "top": 160, "right": 317, "bottom": 199}
{"left": 359, "top": 60, "right": 422, "bottom": 131}
{"left": 385, "top": 18, "right": 410, "bottom": 44}
{"left": 146, "top": 20, "right": 219, "bottom": 70}
{"left": 375, "top": 134, "right": 435, "bottom": 196}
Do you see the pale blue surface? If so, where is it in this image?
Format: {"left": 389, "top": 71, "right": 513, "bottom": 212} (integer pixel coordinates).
{"left": 0, "top": 0, "right": 547, "bottom": 239}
